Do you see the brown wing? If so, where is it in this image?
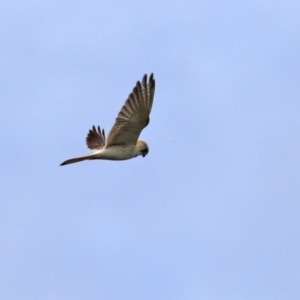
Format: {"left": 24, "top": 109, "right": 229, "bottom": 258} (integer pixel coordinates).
{"left": 86, "top": 125, "right": 106, "bottom": 150}
{"left": 105, "top": 74, "right": 155, "bottom": 147}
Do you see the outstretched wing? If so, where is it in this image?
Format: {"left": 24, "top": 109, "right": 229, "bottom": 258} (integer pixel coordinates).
{"left": 86, "top": 125, "right": 106, "bottom": 150}
{"left": 105, "top": 74, "right": 155, "bottom": 148}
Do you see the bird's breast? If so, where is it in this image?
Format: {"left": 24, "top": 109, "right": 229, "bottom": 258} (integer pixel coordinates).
{"left": 93, "top": 145, "right": 136, "bottom": 160}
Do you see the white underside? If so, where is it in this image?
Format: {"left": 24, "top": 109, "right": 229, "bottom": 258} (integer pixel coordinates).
{"left": 89, "top": 145, "right": 137, "bottom": 161}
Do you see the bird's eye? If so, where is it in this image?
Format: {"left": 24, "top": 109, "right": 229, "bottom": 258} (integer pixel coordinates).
{"left": 141, "top": 148, "right": 148, "bottom": 156}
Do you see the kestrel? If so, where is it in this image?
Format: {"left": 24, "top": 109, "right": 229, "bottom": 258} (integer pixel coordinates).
{"left": 60, "top": 74, "right": 155, "bottom": 166}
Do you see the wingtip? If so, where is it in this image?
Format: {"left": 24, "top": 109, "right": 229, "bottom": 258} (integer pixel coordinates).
{"left": 141, "top": 73, "right": 155, "bottom": 86}
{"left": 147, "top": 73, "right": 155, "bottom": 91}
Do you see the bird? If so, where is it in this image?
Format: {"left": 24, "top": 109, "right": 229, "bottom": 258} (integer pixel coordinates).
{"left": 60, "top": 74, "right": 155, "bottom": 166}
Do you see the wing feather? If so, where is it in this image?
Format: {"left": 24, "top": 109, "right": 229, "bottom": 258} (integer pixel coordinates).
{"left": 86, "top": 125, "right": 106, "bottom": 150}
{"left": 106, "top": 74, "right": 155, "bottom": 147}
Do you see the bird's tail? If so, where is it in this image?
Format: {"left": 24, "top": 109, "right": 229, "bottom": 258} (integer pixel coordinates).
{"left": 60, "top": 153, "right": 97, "bottom": 166}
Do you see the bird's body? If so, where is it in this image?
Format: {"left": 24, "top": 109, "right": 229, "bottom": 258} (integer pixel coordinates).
{"left": 60, "top": 74, "right": 155, "bottom": 166}
{"left": 61, "top": 142, "right": 147, "bottom": 165}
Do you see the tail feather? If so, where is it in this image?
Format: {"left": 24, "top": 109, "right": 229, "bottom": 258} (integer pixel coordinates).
{"left": 60, "top": 154, "right": 97, "bottom": 166}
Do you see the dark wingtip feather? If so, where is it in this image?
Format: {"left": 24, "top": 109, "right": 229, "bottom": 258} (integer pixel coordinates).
{"left": 86, "top": 124, "right": 106, "bottom": 150}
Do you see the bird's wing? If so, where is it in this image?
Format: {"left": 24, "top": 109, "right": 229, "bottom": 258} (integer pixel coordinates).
{"left": 105, "top": 74, "right": 155, "bottom": 148}
{"left": 86, "top": 125, "right": 106, "bottom": 150}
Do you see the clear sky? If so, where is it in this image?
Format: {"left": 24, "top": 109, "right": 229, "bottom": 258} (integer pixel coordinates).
{"left": 1, "top": 1, "right": 300, "bottom": 299}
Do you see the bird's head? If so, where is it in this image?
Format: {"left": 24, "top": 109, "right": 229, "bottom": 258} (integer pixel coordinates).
{"left": 136, "top": 140, "right": 149, "bottom": 157}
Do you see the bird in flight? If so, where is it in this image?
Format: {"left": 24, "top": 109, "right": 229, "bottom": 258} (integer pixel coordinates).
{"left": 60, "top": 74, "right": 155, "bottom": 166}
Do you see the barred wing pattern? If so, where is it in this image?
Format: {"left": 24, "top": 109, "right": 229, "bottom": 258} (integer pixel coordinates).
{"left": 86, "top": 125, "right": 106, "bottom": 150}
{"left": 105, "top": 74, "right": 155, "bottom": 147}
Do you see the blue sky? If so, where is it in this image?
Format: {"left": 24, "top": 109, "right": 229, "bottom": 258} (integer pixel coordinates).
{"left": 1, "top": 1, "right": 300, "bottom": 299}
